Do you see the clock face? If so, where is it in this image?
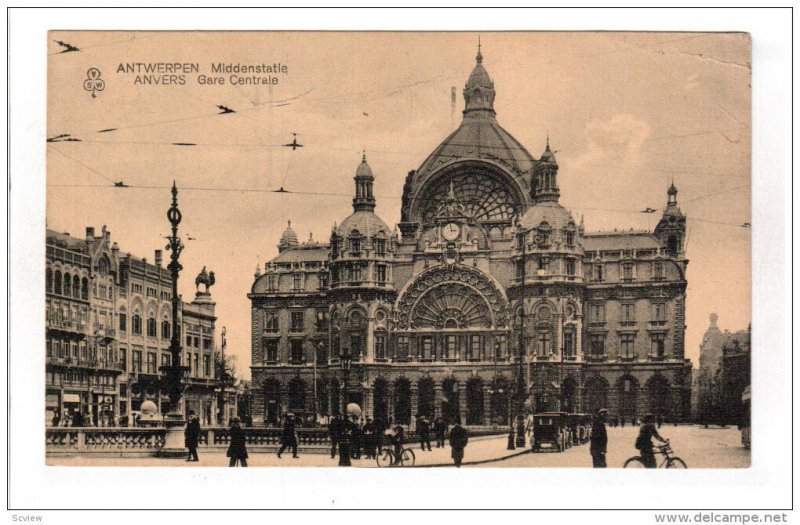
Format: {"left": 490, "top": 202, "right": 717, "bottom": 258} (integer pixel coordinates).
{"left": 442, "top": 222, "right": 461, "bottom": 241}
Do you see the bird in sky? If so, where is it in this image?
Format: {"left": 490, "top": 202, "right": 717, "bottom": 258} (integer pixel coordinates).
{"left": 283, "top": 133, "right": 303, "bottom": 151}
{"left": 114, "top": 181, "right": 129, "bottom": 188}
{"left": 54, "top": 40, "right": 79, "bottom": 53}
{"left": 217, "top": 105, "right": 236, "bottom": 114}
{"left": 641, "top": 207, "right": 657, "bottom": 214}
{"left": 741, "top": 222, "right": 751, "bottom": 228}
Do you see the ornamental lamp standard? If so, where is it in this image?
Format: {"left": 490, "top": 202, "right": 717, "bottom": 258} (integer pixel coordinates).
{"left": 514, "top": 223, "right": 528, "bottom": 448}
{"left": 338, "top": 347, "right": 353, "bottom": 467}
{"left": 158, "top": 182, "right": 191, "bottom": 456}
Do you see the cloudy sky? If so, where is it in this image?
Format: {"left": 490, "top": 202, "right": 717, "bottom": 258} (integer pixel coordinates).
{"left": 47, "top": 31, "right": 751, "bottom": 378}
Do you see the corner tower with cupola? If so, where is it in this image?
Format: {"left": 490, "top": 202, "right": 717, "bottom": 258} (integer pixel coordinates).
{"left": 328, "top": 154, "right": 396, "bottom": 415}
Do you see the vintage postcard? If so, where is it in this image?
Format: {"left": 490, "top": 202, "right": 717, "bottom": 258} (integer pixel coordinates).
{"left": 43, "top": 30, "right": 752, "bottom": 472}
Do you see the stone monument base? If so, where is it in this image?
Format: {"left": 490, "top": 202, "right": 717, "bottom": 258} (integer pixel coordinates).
{"left": 157, "top": 412, "right": 188, "bottom": 458}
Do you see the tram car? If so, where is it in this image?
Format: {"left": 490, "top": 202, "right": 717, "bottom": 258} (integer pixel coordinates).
{"left": 531, "top": 412, "right": 569, "bottom": 452}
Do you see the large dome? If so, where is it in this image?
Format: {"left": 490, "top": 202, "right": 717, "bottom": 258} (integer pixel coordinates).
{"left": 338, "top": 210, "right": 390, "bottom": 238}
{"left": 402, "top": 47, "right": 536, "bottom": 225}
{"left": 416, "top": 117, "right": 536, "bottom": 182}
{"left": 519, "top": 201, "right": 576, "bottom": 231}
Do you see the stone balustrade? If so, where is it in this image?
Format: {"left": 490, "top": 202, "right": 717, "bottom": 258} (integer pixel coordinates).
{"left": 46, "top": 426, "right": 506, "bottom": 458}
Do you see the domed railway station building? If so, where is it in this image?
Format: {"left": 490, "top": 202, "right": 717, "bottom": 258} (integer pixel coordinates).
{"left": 248, "top": 47, "right": 692, "bottom": 428}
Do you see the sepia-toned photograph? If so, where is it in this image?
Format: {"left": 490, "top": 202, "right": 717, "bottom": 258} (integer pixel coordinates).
{"left": 41, "top": 29, "right": 754, "bottom": 472}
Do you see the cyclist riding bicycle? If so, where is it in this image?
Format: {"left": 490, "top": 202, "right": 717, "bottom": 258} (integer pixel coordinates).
{"left": 634, "top": 413, "right": 667, "bottom": 468}
{"left": 391, "top": 422, "right": 405, "bottom": 462}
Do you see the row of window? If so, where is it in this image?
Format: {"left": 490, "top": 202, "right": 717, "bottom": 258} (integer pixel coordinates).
{"left": 586, "top": 303, "right": 667, "bottom": 324}
{"left": 46, "top": 371, "right": 117, "bottom": 388}
{"left": 127, "top": 349, "right": 212, "bottom": 377}
{"left": 46, "top": 269, "right": 90, "bottom": 300}
{"left": 331, "top": 264, "right": 388, "bottom": 285}
{"left": 515, "top": 260, "right": 666, "bottom": 282}
{"left": 46, "top": 338, "right": 117, "bottom": 364}
{"left": 266, "top": 273, "right": 330, "bottom": 292}
{"left": 331, "top": 237, "right": 388, "bottom": 259}
{"left": 263, "top": 311, "right": 320, "bottom": 333}
{"left": 588, "top": 333, "right": 668, "bottom": 359}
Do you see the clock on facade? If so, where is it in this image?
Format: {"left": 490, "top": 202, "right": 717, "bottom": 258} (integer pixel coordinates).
{"left": 442, "top": 222, "right": 461, "bottom": 241}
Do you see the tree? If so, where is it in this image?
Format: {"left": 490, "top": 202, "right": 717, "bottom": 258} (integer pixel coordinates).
{"left": 215, "top": 351, "right": 238, "bottom": 425}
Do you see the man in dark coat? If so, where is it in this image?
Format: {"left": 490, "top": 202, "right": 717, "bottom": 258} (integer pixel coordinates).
{"left": 590, "top": 408, "right": 608, "bottom": 468}
{"left": 418, "top": 415, "right": 432, "bottom": 451}
{"left": 227, "top": 417, "right": 248, "bottom": 467}
{"left": 449, "top": 420, "right": 469, "bottom": 467}
{"left": 329, "top": 415, "right": 341, "bottom": 458}
{"left": 184, "top": 410, "right": 201, "bottom": 462}
{"left": 277, "top": 413, "right": 299, "bottom": 458}
{"left": 362, "top": 417, "right": 377, "bottom": 459}
{"left": 434, "top": 416, "right": 447, "bottom": 448}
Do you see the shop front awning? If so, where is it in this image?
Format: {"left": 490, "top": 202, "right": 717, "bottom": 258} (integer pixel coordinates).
{"left": 63, "top": 393, "right": 81, "bottom": 403}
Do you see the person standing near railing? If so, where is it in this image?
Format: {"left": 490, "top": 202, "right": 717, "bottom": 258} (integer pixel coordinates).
{"left": 184, "top": 410, "right": 200, "bottom": 462}
{"left": 227, "top": 417, "right": 248, "bottom": 467}
{"left": 277, "top": 413, "right": 299, "bottom": 459}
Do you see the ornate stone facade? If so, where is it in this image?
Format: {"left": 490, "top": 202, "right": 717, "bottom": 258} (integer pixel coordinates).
{"left": 249, "top": 47, "right": 692, "bottom": 427}
{"left": 46, "top": 226, "right": 221, "bottom": 427}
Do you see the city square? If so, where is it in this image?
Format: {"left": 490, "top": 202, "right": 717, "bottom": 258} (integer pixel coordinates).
{"left": 41, "top": 31, "right": 751, "bottom": 472}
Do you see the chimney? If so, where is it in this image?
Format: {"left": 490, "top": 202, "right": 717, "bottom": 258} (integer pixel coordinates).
{"left": 155, "top": 250, "right": 163, "bottom": 267}
{"left": 86, "top": 226, "right": 95, "bottom": 239}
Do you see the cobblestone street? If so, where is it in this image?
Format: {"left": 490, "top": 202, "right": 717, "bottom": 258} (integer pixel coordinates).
{"left": 47, "top": 425, "right": 749, "bottom": 469}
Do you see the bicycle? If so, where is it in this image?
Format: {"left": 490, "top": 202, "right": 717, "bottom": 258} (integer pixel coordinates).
{"left": 376, "top": 445, "right": 416, "bottom": 467}
{"left": 623, "top": 440, "right": 687, "bottom": 468}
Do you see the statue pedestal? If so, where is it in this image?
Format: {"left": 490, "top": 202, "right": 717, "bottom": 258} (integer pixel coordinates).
{"left": 158, "top": 412, "right": 187, "bottom": 458}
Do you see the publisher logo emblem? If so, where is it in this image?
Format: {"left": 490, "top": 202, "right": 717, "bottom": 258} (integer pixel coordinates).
{"left": 83, "top": 68, "right": 105, "bottom": 98}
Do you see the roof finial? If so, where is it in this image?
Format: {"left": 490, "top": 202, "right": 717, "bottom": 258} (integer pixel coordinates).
{"left": 287, "top": 219, "right": 292, "bottom": 228}
{"left": 476, "top": 35, "right": 483, "bottom": 64}
{"left": 546, "top": 131, "right": 550, "bottom": 150}
{"left": 362, "top": 149, "right": 366, "bottom": 163}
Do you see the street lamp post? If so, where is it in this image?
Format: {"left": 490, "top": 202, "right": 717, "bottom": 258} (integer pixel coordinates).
{"left": 338, "top": 347, "right": 352, "bottom": 467}
{"left": 159, "top": 181, "right": 191, "bottom": 456}
{"left": 514, "top": 224, "right": 527, "bottom": 448}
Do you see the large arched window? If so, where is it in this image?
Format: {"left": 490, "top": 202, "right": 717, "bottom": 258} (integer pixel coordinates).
{"left": 63, "top": 273, "right": 72, "bottom": 297}
{"left": 161, "top": 320, "right": 171, "bottom": 340}
{"left": 72, "top": 275, "right": 80, "bottom": 299}
{"left": 417, "top": 172, "right": 521, "bottom": 224}
{"left": 147, "top": 314, "right": 157, "bottom": 338}
{"left": 54, "top": 270, "right": 62, "bottom": 295}
{"left": 46, "top": 269, "right": 53, "bottom": 294}
{"left": 81, "top": 277, "right": 89, "bottom": 300}
{"left": 132, "top": 312, "right": 142, "bottom": 335}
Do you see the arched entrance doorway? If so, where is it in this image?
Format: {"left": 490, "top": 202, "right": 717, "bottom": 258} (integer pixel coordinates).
{"left": 373, "top": 377, "right": 389, "bottom": 424}
{"left": 490, "top": 377, "right": 510, "bottom": 426}
{"left": 583, "top": 376, "right": 609, "bottom": 416}
{"left": 394, "top": 377, "right": 411, "bottom": 425}
{"left": 441, "top": 378, "right": 460, "bottom": 424}
{"left": 466, "top": 377, "right": 484, "bottom": 425}
{"left": 561, "top": 376, "right": 577, "bottom": 413}
{"left": 288, "top": 377, "right": 306, "bottom": 415}
{"left": 646, "top": 375, "right": 672, "bottom": 420}
{"left": 617, "top": 375, "right": 639, "bottom": 419}
{"left": 417, "top": 377, "right": 435, "bottom": 420}
{"left": 263, "top": 379, "right": 280, "bottom": 426}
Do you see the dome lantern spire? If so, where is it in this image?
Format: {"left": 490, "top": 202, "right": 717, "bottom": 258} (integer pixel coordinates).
{"left": 353, "top": 152, "right": 376, "bottom": 212}
{"left": 463, "top": 42, "right": 496, "bottom": 117}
